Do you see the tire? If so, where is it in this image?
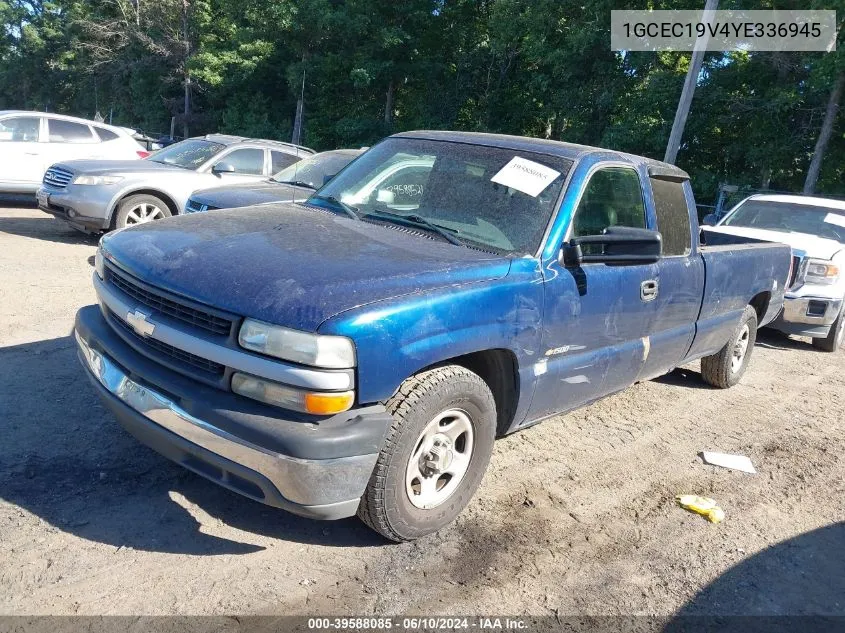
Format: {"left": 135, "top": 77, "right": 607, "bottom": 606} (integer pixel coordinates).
{"left": 358, "top": 365, "right": 496, "bottom": 542}
{"left": 113, "top": 194, "right": 172, "bottom": 229}
{"left": 812, "top": 303, "right": 845, "bottom": 353}
{"left": 701, "top": 305, "right": 758, "bottom": 389}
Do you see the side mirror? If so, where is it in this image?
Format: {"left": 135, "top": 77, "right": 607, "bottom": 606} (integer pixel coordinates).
{"left": 561, "top": 226, "right": 662, "bottom": 266}
{"left": 376, "top": 189, "right": 395, "bottom": 204}
{"left": 701, "top": 213, "right": 718, "bottom": 226}
{"left": 322, "top": 173, "right": 337, "bottom": 186}
{"left": 212, "top": 162, "right": 236, "bottom": 175}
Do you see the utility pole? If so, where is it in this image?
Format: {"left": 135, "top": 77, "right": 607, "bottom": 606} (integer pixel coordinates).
{"left": 803, "top": 71, "right": 844, "bottom": 194}
{"left": 663, "top": 0, "right": 718, "bottom": 165}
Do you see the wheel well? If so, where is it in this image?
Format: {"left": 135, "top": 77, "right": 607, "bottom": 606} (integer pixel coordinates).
{"left": 749, "top": 291, "right": 771, "bottom": 324}
{"left": 110, "top": 189, "right": 179, "bottom": 228}
{"left": 419, "top": 349, "right": 519, "bottom": 437}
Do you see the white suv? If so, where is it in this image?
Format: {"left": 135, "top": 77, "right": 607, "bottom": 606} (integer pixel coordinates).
{"left": 0, "top": 111, "right": 146, "bottom": 195}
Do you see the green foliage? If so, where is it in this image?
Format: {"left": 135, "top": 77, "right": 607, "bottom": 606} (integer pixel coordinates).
{"left": 0, "top": 0, "right": 843, "bottom": 201}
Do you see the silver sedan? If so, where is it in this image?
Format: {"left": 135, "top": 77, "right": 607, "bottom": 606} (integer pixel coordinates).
{"left": 36, "top": 134, "right": 313, "bottom": 232}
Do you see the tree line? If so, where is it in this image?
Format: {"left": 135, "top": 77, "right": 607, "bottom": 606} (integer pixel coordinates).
{"left": 1, "top": 0, "right": 843, "bottom": 204}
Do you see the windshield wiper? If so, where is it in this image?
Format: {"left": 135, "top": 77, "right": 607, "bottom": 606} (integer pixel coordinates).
{"left": 366, "top": 210, "right": 464, "bottom": 247}
{"left": 274, "top": 179, "right": 317, "bottom": 190}
{"left": 310, "top": 194, "right": 360, "bottom": 220}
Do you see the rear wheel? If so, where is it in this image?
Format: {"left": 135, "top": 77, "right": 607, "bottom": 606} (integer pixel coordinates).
{"left": 114, "top": 194, "right": 171, "bottom": 229}
{"left": 701, "top": 305, "right": 758, "bottom": 388}
{"left": 358, "top": 365, "right": 496, "bottom": 542}
{"left": 812, "top": 304, "right": 845, "bottom": 352}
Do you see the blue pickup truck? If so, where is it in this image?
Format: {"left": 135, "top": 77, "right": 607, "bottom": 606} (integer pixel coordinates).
{"left": 74, "top": 131, "right": 792, "bottom": 541}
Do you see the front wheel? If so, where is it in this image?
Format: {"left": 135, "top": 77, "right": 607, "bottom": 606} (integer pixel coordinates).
{"left": 812, "top": 304, "right": 845, "bottom": 352}
{"left": 358, "top": 365, "right": 496, "bottom": 542}
{"left": 114, "top": 194, "right": 172, "bottom": 229}
{"left": 701, "top": 305, "right": 758, "bottom": 388}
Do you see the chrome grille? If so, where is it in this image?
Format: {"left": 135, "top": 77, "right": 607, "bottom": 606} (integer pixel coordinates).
{"left": 111, "top": 313, "right": 225, "bottom": 376}
{"left": 43, "top": 167, "right": 74, "bottom": 188}
{"left": 106, "top": 264, "right": 234, "bottom": 336}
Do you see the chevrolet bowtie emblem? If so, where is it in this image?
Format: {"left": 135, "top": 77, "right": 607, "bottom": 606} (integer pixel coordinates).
{"left": 126, "top": 309, "right": 155, "bottom": 337}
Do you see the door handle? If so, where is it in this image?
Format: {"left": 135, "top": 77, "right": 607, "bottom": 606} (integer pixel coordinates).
{"left": 640, "top": 279, "right": 659, "bottom": 302}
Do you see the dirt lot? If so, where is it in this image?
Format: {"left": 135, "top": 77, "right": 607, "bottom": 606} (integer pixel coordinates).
{"left": 1, "top": 204, "right": 843, "bottom": 617}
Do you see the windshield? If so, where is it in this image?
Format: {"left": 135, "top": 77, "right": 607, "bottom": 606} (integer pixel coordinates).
{"left": 309, "top": 137, "right": 572, "bottom": 254}
{"left": 272, "top": 151, "right": 359, "bottom": 188}
{"left": 146, "top": 139, "right": 225, "bottom": 170}
{"left": 723, "top": 199, "right": 845, "bottom": 243}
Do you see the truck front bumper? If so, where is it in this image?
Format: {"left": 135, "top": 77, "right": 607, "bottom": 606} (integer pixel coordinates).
{"left": 769, "top": 294, "right": 843, "bottom": 338}
{"left": 74, "top": 305, "right": 392, "bottom": 520}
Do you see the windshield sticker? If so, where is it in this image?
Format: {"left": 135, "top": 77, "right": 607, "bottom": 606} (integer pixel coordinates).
{"left": 823, "top": 212, "right": 845, "bottom": 229}
{"left": 490, "top": 157, "right": 561, "bottom": 197}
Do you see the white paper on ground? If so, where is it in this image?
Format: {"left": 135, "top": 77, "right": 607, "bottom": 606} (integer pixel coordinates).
{"left": 490, "top": 157, "right": 561, "bottom": 197}
{"left": 701, "top": 451, "right": 757, "bottom": 474}
{"left": 823, "top": 212, "right": 845, "bottom": 229}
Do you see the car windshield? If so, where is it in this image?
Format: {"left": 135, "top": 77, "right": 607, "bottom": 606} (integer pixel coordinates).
{"left": 146, "top": 139, "right": 225, "bottom": 170}
{"left": 272, "top": 151, "right": 359, "bottom": 188}
{"left": 308, "top": 137, "right": 572, "bottom": 254}
{"left": 723, "top": 199, "right": 845, "bottom": 243}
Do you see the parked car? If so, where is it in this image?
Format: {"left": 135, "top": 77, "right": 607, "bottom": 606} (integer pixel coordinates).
{"left": 36, "top": 135, "right": 314, "bottom": 232}
{"left": 0, "top": 110, "right": 146, "bottom": 195}
{"left": 705, "top": 194, "right": 845, "bottom": 352}
{"left": 185, "top": 149, "right": 364, "bottom": 213}
{"left": 74, "top": 131, "right": 791, "bottom": 541}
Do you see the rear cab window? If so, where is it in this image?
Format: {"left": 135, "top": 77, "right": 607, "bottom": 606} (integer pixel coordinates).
{"left": 649, "top": 176, "right": 692, "bottom": 256}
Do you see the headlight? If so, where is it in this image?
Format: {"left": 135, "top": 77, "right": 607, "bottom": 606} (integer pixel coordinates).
{"left": 804, "top": 259, "right": 839, "bottom": 285}
{"left": 231, "top": 373, "right": 354, "bottom": 415}
{"left": 238, "top": 318, "right": 355, "bottom": 368}
{"left": 94, "top": 246, "right": 105, "bottom": 279}
{"left": 73, "top": 175, "right": 124, "bottom": 186}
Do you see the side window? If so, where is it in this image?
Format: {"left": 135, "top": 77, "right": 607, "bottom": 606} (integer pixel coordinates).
{"left": 572, "top": 167, "right": 646, "bottom": 238}
{"left": 650, "top": 177, "right": 692, "bottom": 256}
{"left": 221, "top": 148, "right": 265, "bottom": 175}
{"left": 48, "top": 119, "right": 95, "bottom": 143}
{"left": 271, "top": 151, "right": 300, "bottom": 174}
{"left": 94, "top": 126, "right": 119, "bottom": 142}
{"left": 0, "top": 117, "right": 40, "bottom": 142}
{"left": 376, "top": 166, "right": 430, "bottom": 209}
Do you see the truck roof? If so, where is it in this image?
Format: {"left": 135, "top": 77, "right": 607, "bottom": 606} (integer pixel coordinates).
{"left": 745, "top": 193, "right": 845, "bottom": 211}
{"left": 393, "top": 130, "right": 690, "bottom": 181}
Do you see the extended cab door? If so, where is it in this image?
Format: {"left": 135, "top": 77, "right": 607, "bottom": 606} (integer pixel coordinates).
{"left": 529, "top": 163, "right": 661, "bottom": 419}
{"left": 638, "top": 172, "right": 705, "bottom": 380}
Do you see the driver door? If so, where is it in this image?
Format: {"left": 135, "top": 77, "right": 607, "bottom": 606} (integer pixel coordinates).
{"left": 529, "top": 165, "right": 661, "bottom": 419}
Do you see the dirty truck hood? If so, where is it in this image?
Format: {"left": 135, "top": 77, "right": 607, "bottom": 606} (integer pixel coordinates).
{"left": 103, "top": 203, "right": 511, "bottom": 331}
{"left": 190, "top": 181, "right": 308, "bottom": 209}
{"left": 708, "top": 225, "right": 844, "bottom": 260}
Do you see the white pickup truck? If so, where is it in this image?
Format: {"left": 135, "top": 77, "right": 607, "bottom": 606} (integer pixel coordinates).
{"left": 706, "top": 194, "right": 845, "bottom": 352}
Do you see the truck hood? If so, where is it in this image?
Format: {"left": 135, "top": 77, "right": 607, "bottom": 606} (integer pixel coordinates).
{"left": 190, "top": 181, "right": 308, "bottom": 209}
{"left": 102, "top": 203, "right": 511, "bottom": 331}
{"left": 708, "top": 225, "right": 844, "bottom": 260}
{"left": 55, "top": 159, "right": 187, "bottom": 175}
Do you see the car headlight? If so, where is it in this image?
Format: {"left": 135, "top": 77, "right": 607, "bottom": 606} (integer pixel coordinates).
{"left": 73, "top": 175, "right": 124, "bottom": 186}
{"left": 94, "top": 246, "right": 105, "bottom": 279}
{"left": 231, "top": 372, "right": 354, "bottom": 415}
{"left": 804, "top": 259, "right": 840, "bottom": 285}
{"left": 238, "top": 318, "right": 356, "bottom": 368}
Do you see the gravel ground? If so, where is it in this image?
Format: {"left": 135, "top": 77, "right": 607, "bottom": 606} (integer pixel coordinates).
{"left": 1, "top": 204, "right": 843, "bottom": 617}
